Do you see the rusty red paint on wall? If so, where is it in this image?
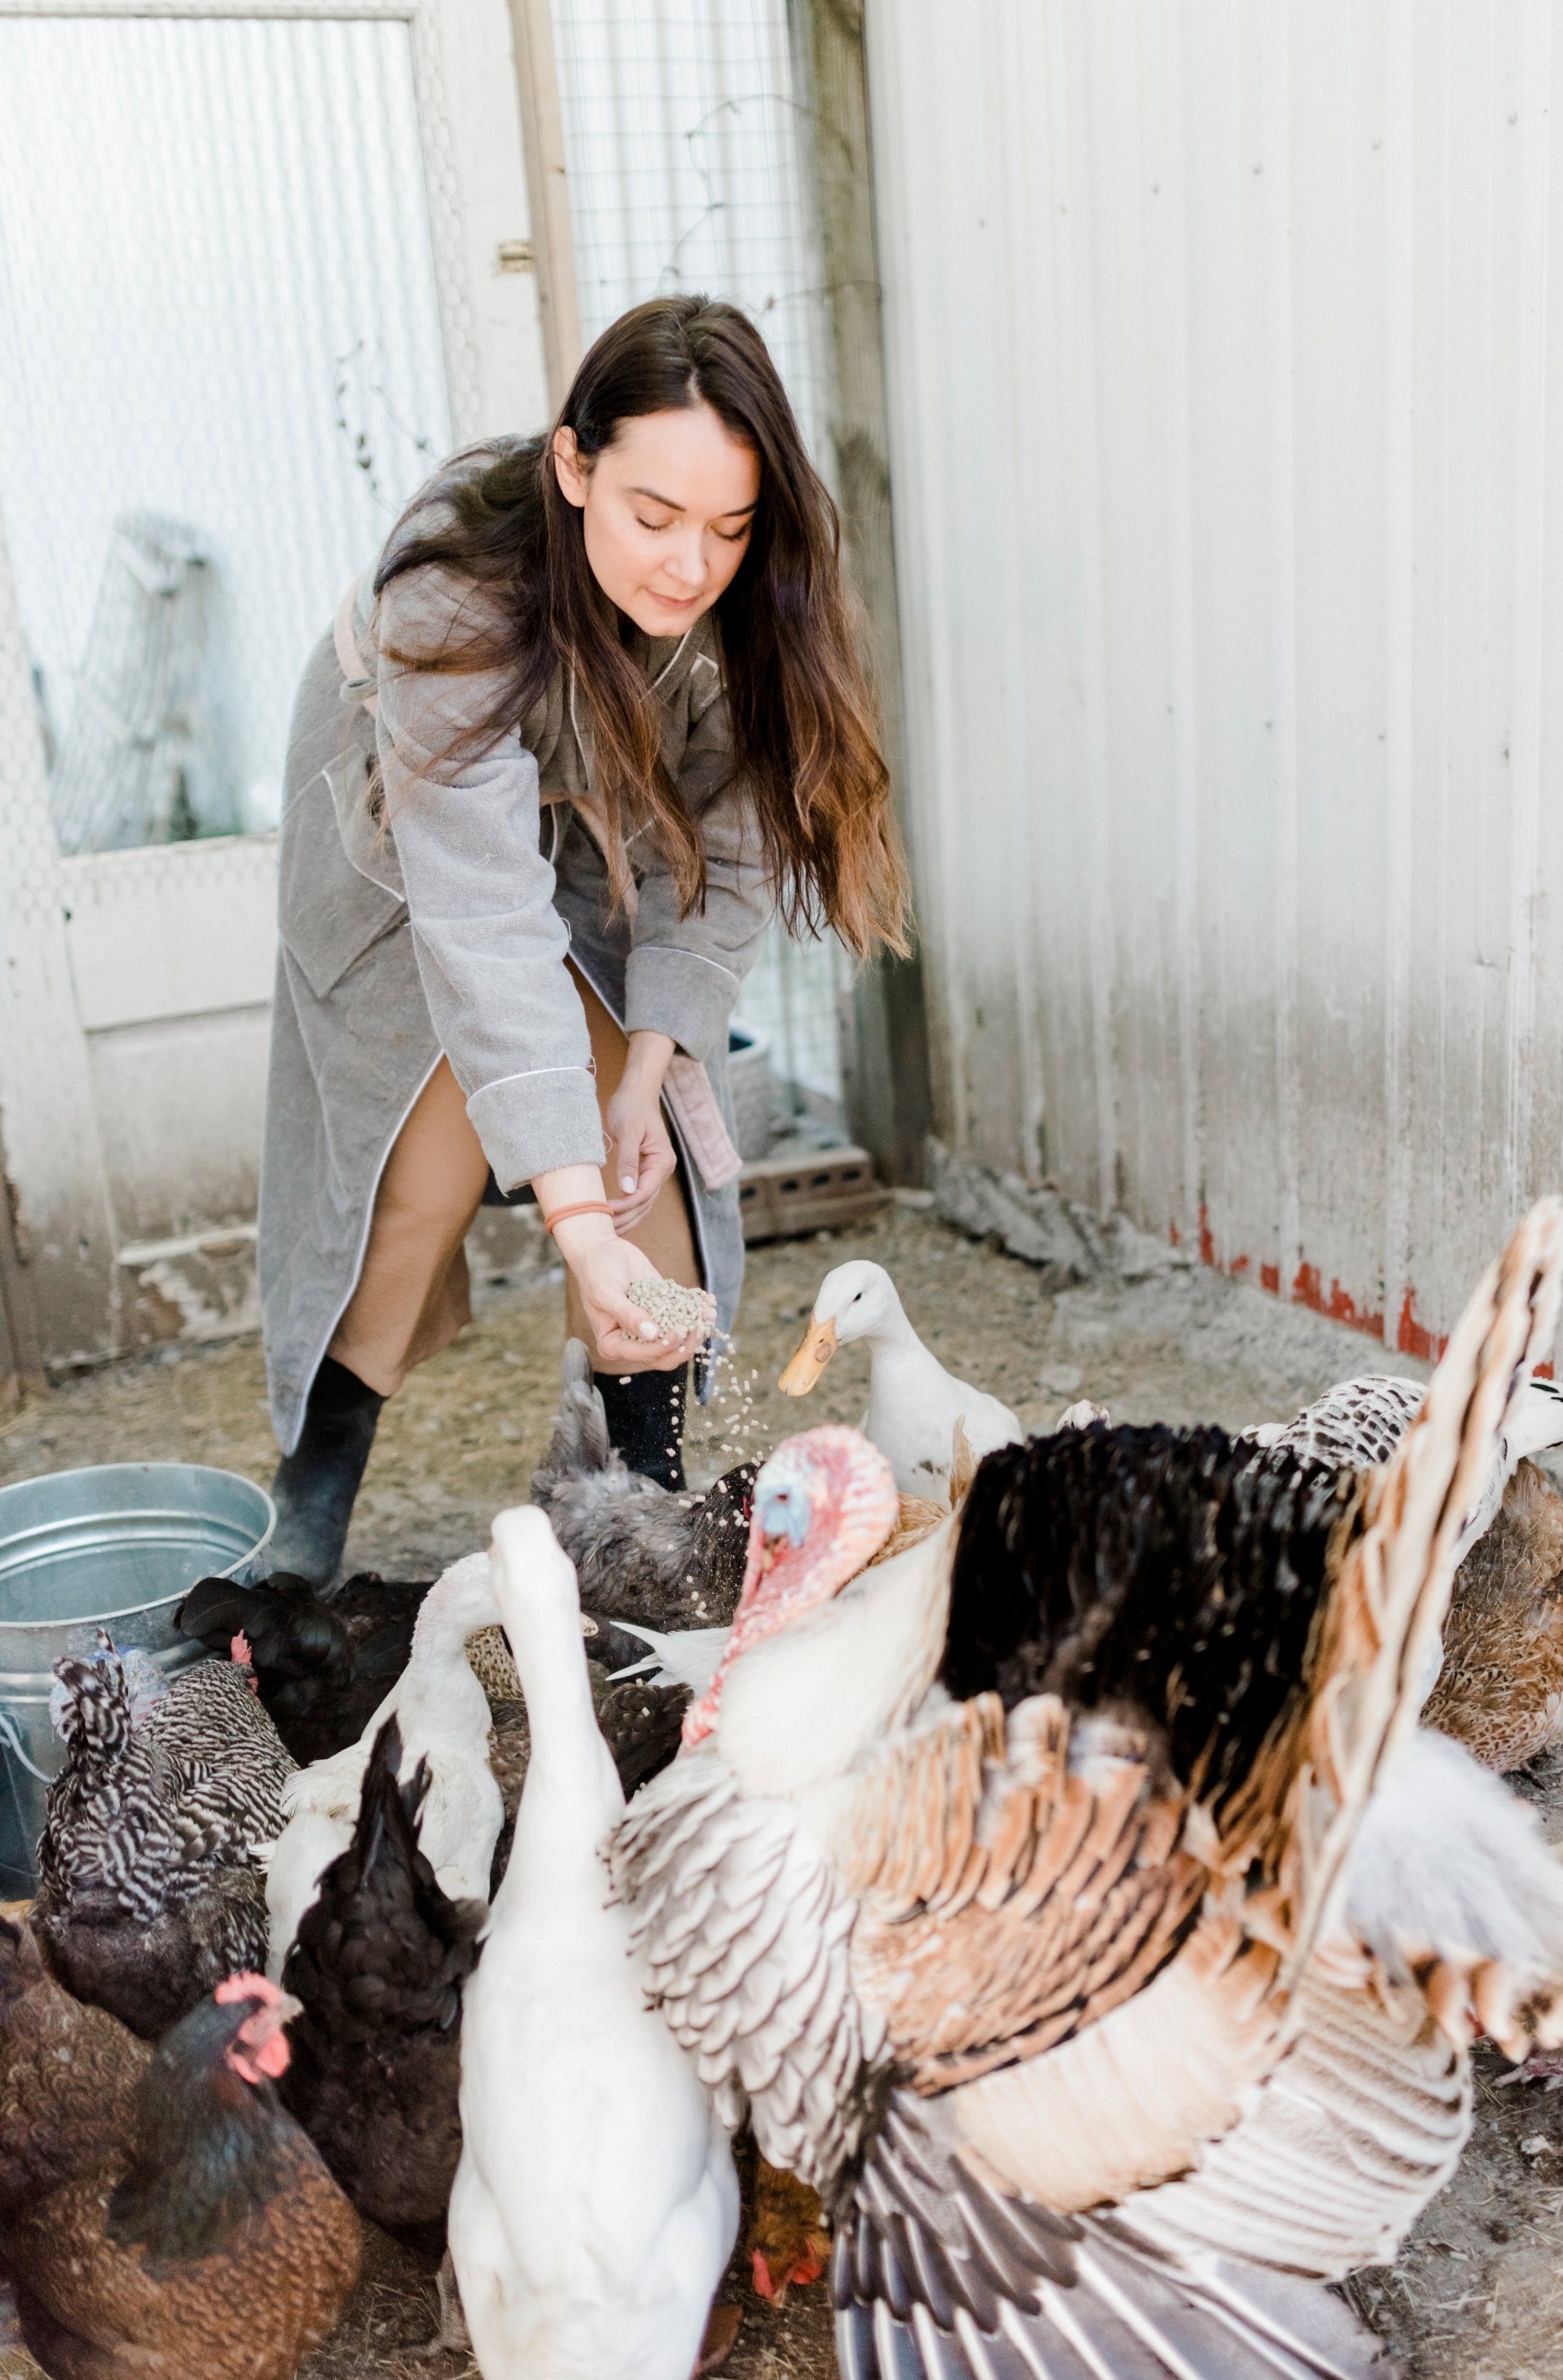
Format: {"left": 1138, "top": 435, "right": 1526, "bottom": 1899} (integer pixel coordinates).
{"left": 1290, "top": 1261, "right": 1385, "bottom": 1338}
{"left": 1395, "top": 1285, "right": 1445, "bottom": 1362}
{"left": 1192, "top": 1225, "right": 1443, "bottom": 1355}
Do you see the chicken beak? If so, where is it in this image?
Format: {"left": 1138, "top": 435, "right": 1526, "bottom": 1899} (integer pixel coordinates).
{"left": 778, "top": 1314, "right": 837, "bottom": 1396}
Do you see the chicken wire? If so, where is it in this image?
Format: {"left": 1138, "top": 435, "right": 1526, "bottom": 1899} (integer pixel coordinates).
{"left": 551, "top": 0, "right": 850, "bottom": 1121}
{"left": 0, "top": 15, "right": 451, "bottom": 849}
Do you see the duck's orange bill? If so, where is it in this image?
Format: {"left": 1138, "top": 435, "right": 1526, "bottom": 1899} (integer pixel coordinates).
{"left": 778, "top": 1314, "right": 837, "bottom": 1395}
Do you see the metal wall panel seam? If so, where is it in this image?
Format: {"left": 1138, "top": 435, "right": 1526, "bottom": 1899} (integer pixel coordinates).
{"left": 1382, "top": 0, "right": 1415, "bottom": 1354}
{"left": 1154, "top": 0, "right": 1202, "bottom": 1253}
{"left": 1503, "top": 0, "right": 1553, "bottom": 1237}
{"left": 992, "top": 0, "right": 1047, "bottom": 1182}
{"left": 1264, "top": 0, "right": 1301, "bottom": 1296}
{"left": 1061, "top": 0, "right": 1119, "bottom": 1214}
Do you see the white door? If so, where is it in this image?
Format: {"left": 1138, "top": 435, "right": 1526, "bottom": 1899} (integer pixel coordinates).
{"left": 0, "top": 0, "right": 550, "bottom": 1368}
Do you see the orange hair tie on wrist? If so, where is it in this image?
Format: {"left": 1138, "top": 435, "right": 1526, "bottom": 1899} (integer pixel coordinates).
{"left": 542, "top": 1200, "right": 614, "bottom": 1236}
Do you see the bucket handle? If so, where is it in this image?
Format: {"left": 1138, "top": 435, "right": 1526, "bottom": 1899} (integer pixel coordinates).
{"left": 0, "top": 1708, "right": 54, "bottom": 1783}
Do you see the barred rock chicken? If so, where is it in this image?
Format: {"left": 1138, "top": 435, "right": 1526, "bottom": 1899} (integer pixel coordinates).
{"left": 612, "top": 1201, "right": 1563, "bottom": 2380}
{"left": 531, "top": 1338, "right": 757, "bottom": 1629}
{"left": 1248, "top": 1368, "right": 1563, "bottom": 1555}
{"left": 178, "top": 1570, "right": 427, "bottom": 1764}
{"left": 279, "top": 1716, "right": 486, "bottom": 2253}
{"left": 34, "top": 1638, "right": 294, "bottom": 2038}
{"left": 1250, "top": 1373, "right": 1563, "bottom": 1769}
{"left": 0, "top": 1918, "right": 360, "bottom": 2380}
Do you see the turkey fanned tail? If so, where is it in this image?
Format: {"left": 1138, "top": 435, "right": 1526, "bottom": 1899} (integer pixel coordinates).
{"left": 834, "top": 2091, "right": 1384, "bottom": 2380}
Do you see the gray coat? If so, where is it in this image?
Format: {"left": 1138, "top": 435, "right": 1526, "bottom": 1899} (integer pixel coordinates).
{"left": 258, "top": 559, "right": 773, "bottom": 1454}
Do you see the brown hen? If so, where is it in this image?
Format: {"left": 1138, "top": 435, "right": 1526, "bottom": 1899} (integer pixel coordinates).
{"left": 1424, "top": 1455, "right": 1563, "bottom": 1770}
{"left": 0, "top": 1916, "right": 360, "bottom": 2380}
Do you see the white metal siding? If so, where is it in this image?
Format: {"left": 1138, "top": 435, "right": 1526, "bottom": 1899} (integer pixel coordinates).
{"left": 868, "top": 0, "right": 1563, "bottom": 1356}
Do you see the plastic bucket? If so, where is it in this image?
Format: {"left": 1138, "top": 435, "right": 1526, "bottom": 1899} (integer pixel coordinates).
{"left": 0, "top": 1462, "right": 274, "bottom": 1893}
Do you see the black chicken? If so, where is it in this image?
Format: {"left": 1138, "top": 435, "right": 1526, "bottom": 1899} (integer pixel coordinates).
{"left": 279, "top": 1717, "right": 485, "bottom": 2254}
{"left": 531, "top": 1338, "right": 757, "bottom": 1629}
{"left": 177, "top": 1570, "right": 427, "bottom": 1764}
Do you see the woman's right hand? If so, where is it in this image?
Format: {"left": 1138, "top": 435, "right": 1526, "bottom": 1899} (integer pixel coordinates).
{"left": 549, "top": 1210, "right": 707, "bottom": 1373}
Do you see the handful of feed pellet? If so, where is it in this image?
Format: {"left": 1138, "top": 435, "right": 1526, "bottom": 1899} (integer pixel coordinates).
{"left": 627, "top": 1276, "right": 716, "bottom": 1341}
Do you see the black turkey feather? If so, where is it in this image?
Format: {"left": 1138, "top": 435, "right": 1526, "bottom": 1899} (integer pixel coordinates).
{"left": 943, "top": 1424, "right": 1357, "bottom": 1803}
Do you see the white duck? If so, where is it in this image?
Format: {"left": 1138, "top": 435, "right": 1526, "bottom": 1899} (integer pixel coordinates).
{"left": 777, "top": 1258, "right": 1021, "bottom": 1496}
{"left": 450, "top": 1504, "right": 737, "bottom": 2380}
{"left": 265, "top": 1550, "right": 502, "bottom": 1974}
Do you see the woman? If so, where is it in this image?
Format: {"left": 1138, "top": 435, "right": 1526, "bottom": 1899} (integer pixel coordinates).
{"left": 257, "top": 295, "right": 908, "bottom": 1583}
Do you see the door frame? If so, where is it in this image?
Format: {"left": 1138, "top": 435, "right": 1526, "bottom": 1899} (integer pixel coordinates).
{"left": 0, "top": 0, "right": 550, "bottom": 1368}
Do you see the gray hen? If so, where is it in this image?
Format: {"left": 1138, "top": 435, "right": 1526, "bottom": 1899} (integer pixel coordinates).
{"left": 529, "top": 1339, "right": 756, "bottom": 1631}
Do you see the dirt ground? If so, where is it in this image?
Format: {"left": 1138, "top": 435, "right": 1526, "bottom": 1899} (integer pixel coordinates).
{"left": 3, "top": 1195, "right": 1559, "bottom": 2379}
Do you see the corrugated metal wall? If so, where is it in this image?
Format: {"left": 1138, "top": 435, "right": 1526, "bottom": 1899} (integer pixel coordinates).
{"left": 868, "top": 0, "right": 1563, "bottom": 1356}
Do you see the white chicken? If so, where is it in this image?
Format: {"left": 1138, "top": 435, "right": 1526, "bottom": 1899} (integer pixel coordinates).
{"left": 450, "top": 1504, "right": 737, "bottom": 2380}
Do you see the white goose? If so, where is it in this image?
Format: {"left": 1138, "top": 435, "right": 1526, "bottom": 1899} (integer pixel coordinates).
{"left": 450, "top": 1504, "right": 737, "bottom": 2380}
{"left": 265, "top": 1551, "right": 502, "bottom": 1973}
{"left": 777, "top": 1257, "right": 1021, "bottom": 1496}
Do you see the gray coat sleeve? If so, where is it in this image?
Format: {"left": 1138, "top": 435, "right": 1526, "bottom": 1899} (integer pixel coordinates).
{"left": 375, "top": 567, "right": 605, "bottom": 1189}
{"left": 625, "top": 661, "right": 775, "bottom": 1061}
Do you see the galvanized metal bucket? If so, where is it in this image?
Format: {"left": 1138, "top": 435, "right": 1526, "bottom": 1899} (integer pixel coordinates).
{"left": 0, "top": 1462, "right": 274, "bottom": 1893}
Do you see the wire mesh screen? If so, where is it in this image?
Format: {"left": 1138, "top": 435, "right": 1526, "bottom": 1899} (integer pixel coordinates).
{"left": 552, "top": 0, "right": 850, "bottom": 1130}
{"left": 0, "top": 15, "right": 451, "bottom": 851}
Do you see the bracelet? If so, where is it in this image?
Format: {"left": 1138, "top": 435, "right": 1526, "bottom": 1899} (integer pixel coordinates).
{"left": 542, "top": 1199, "right": 614, "bottom": 1237}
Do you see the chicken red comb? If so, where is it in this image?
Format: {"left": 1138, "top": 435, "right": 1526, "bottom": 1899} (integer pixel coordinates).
{"left": 230, "top": 1630, "right": 253, "bottom": 1667}
{"left": 215, "top": 1971, "right": 282, "bottom": 2008}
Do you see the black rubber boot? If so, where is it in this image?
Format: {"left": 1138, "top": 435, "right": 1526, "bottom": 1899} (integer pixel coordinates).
{"left": 594, "top": 1362, "right": 689, "bottom": 1492}
{"left": 265, "top": 1356, "right": 386, "bottom": 1584}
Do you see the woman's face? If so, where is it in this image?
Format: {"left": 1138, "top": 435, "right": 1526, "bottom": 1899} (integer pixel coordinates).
{"left": 553, "top": 402, "right": 761, "bottom": 638}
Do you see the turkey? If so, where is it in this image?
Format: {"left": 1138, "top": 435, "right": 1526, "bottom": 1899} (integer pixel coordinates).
{"left": 612, "top": 1199, "right": 1563, "bottom": 2380}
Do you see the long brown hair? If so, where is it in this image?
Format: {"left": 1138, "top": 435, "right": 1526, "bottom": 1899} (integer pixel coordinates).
{"left": 375, "top": 295, "right": 909, "bottom": 956}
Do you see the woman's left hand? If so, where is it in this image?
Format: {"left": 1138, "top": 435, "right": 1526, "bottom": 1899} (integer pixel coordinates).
{"left": 605, "top": 1030, "right": 678, "bottom": 1230}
